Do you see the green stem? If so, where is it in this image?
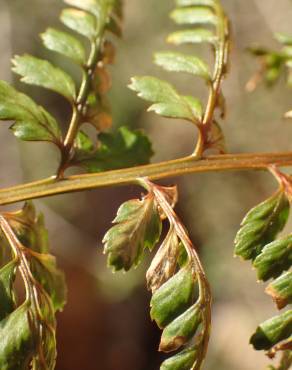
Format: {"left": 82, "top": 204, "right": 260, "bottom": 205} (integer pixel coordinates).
{"left": 1, "top": 151, "right": 292, "bottom": 205}
{"left": 193, "top": 0, "right": 230, "bottom": 156}
{"left": 58, "top": 39, "right": 100, "bottom": 177}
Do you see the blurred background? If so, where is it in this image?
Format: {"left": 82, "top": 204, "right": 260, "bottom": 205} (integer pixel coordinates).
{"left": 0, "top": 0, "right": 292, "bottom": 369}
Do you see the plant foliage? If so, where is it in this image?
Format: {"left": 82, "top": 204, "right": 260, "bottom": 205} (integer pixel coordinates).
{"left": 0, "top": 0, "right": 152, "bottom": 176}
{"left": 248, "top": 32, "right": 292, "bottom": 118}
{"left": 129, "top": 0, "right": 230, "bottom": 156}
{"left": 0, "top": 0, "right": 290, "bottom": 369}
{"left": 104, "top": 181, "right": 211, "bottom": 370}
{"left": 234, "top": 178, "right": 292, "bottom": 367}
{"left": 0, "top": 202, "right": 66, "bottom": 369}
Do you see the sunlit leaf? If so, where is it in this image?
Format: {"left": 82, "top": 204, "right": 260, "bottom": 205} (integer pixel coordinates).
{"left": 250, "top": 310, "right": 292, "bottom": 350}
{"left": 41, "top": 28, "right": 86, "bottom": 65}
{"left": 64, "top": 0, "right": 105, "bottom": 17}
{"left": 167, "top": 29, "right": 216, "bottom": 45}
{"left": 253, "top": 235, "right": 292, "bottom": 281}
{"left": 129, "top": 76, "right": 203, "bottom": 122}
{"left": 0, "top": 80, "right": 62, "bottom": 144}
{"left": 160, "top": 347, "right": 197, "bottom": 370}
{"left": 234, "top": 190, "right": 290, "bottom": 260}
{"left": 150, "top": 266, "right": 195, "bottom": 328}
{"left": 170, "top": 7, "right": 218, "bottom": 26}
{"left": 103, "top": 193, "right": 162, "bottom": 271}
{"left": 176, "top": 0, "right": 215, "bottom": 5}
{"left": 60, "top": 8, "right": 97, "bottom": 39}
{"left": 266, "top": 272, "right": 292, "bottom": 309}
{"left": 64, "top": 0, "right": 116, "bottom": 30}
{"left": 12, "top": 55, "right": 76, "bottom": 102}
{"left": 160, "top": 304, "right": 202, "bottom": 352}
{"left": 154, "top": 52, "right": 211, "bottom": 81}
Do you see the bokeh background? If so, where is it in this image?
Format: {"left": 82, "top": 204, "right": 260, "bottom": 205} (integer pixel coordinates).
{"left": 0, "top": 0, "right": 292, "bottom": 369}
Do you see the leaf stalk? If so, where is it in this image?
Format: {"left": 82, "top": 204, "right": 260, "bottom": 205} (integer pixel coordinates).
{"left": 193, "top": 0, "right": 230, "bottom": 156}
{"left": 1, "top": 151, "right": 292, "bottom": 206}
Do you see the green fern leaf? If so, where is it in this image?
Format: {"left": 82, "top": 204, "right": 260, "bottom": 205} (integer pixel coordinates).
{"left": 64, "top": 0, "right": 115, "bottom": 22}
{"left": 170, "top": 6, "right": 218, "bottom": 26}
{"left": 74, "top": 130, "right": 94, "bottom": 152}
{"left": 150, "top": 266, "right": 195, "bottom": 328}
{"left": 266, "top": 271, "right": 292, "bottom": 309}
{"left": 64, "top": 0, "right": 105, "bottom": 17}
{"left": 12, "top": 55, "right": 76, "bottom": 102}
{"left": 234, "top": 190, "right": 290, "bottom": 260}
{"left": 250, "top": 310, "right": 292, "bottom": 350}
{"left": 73, "top": 126, "right": 153, "bottom": 173}
{"left": 103, "top": 193, "right": 162, "bottom": 271}
{"left": 253, "top": 235, "right": 292, "bottom": 281}
{"left": 154, "top": 52, "right": 211, "bottom": 81}
{"left": 161, "top": 347, "right": 197, "bottom": 370}
{"left": 0, "top": 80, "right": 62, "bottom": 144}
{"left": 41, "top": 28, "right": 86, "bottom": 65}
{"left": 176, "top": 0, "right": 215, "bottom": 6}
{"left": 160, "top": 303, "right": 202, "bottom": 352}
{"left": 129, "top": 76, "right": 203, "bottom": 122}
{"left": 60, "top": 8, "right": 97, "bottom": 39}
{"left": 0, "top": 204, "right": 67, "bottom": 368}
{"left": 5, "top": 203, "right": 67, "bottom": 313}
{"left": 0, "top": 303, "right": 36, "bottom": 370}
{"left": 167, "top": 28, "right": 216, "bottom": 45}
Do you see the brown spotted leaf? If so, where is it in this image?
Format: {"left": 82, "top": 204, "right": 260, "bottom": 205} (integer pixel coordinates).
{"left": 147, "top": 228, "right": 180, "bottom": 293}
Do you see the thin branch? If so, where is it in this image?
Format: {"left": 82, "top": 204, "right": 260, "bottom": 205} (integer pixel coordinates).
{"left": 203, "top": 1, "right": 229, "bottom": 127}
{"left": 58, "top": 39, "right": 101, "bottom": 177}
{"left": 193, "top": 0, "right": 230, "bottom": 156}
{"left": 1, "top": 151, "right": 292, "bottom": 206}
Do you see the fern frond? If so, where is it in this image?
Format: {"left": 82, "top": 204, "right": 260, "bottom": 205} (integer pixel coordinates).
{"left": 0, "top": 0, "right": 153, "bottom": 176}
{"left": 0, "top": 203, "right": 66, "bottom": 369}
{"left": 103, "top": 180, "right": 211, "bottom": 370}
{"left": 234, "top": 167, "right": 292, "bottom": 368}
{"left": 130, "top": 0, "right": 230, "bottom": 157}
